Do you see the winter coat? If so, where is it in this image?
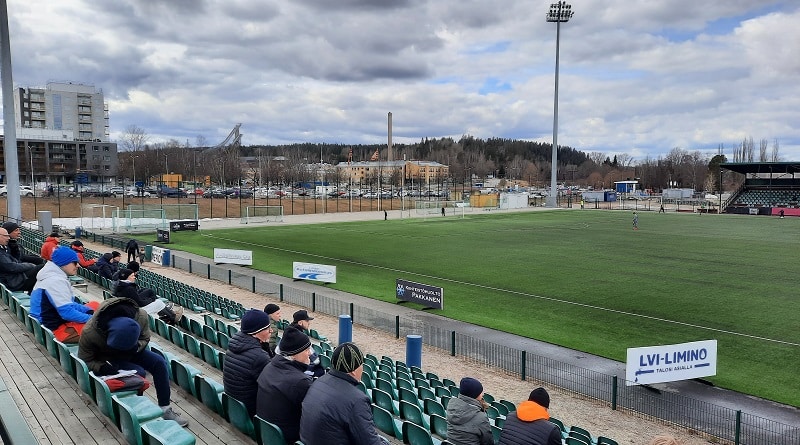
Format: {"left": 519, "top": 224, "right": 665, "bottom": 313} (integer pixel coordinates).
{"left": 7, "top": 238, "right": 40, "bottom": 263}
{"left": 497, "top": 401, "right": 561, "bottom": 445}
{"left": 40, "top": 236, "right": 61, "bottom": 260}
{"left": 77, "top": 297, "right": 150, "bottom": 374}
{"left": 446, "top": 394, "right": 494, "bottom": 445}
{"left": 0, "top": 246, "right": 36, "bottom": 291}
{"left": 125, "top": 239, "right": 139, "bottom": 254}
{"left": 71, "top": 246, "right": 97, "bottom": 268}
{"left": 30, "top": 261, "right": 93, "bottom": 330}
{"left": 256, "top": 355, "right": 313, "bottom": 443}
{"left": 223, "top": 330, "right": 272, "bottom": 416}
{"left": 96, "top": 253, "right": 118, "bottom": 280}
{"left": 299, "top": 370, "right": 385, "bottom": 445}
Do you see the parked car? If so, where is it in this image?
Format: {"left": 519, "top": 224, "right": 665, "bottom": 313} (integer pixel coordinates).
{"left": 0, "top": 185, "right": 36, "bottom": 197}
{"left": 125, "top": 187, "right": 152, "bottom": 197}
{"left": 157, "top": 186, "right": 188, "bottom": 198}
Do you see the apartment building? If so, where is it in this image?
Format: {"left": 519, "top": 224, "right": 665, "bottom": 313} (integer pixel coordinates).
{"left": 336, "top": 160, "right": 449, "bottom": 184}
{"left": 14, "top": 81, "right": 109, "bottom": 141}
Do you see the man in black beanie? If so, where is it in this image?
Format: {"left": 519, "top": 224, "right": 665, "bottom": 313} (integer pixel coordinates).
{"left": 300, "top": 342, "right": 389, "bottom": 445}
{"left": 263, "top": 303, "right": 281, "bottom": 354}
{"left": 2, "top": 221, "right": 44, "bottom": 265}
{"left": 256, "top": 327, "right": 313, "bottom": 443}
{"left": 497, "top": 387, "right": 561, "bottom": 445}
{"left": 446, "top": 377, "right": 494, "bottom": 444}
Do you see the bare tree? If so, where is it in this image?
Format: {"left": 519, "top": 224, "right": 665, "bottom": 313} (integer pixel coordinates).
{"left": 771, "top": 139, "right": 781, "bottom": 162}
{"left": 587, "top": 152, "right": 605, "bottom": 165}
{"left": 759, "top": 138, "right": 768, "bottom": 162}
{"left": 119, "top": 125, "right": 149, "bottom": 152}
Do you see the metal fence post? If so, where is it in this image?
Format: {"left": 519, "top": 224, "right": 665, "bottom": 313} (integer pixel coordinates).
{"left": 252, "top": 276, "right": 256, "bottom": 293}
{"left": 735, "top": 410, "right": 741, "bottom": 445}
{"left": 189, "top": 259, "right": 192, "bottom": 274}
{"left": 228, "top": 269, "right": 232, "bottom": 285}
{"left": 612, "top": 376, "right": 618, "bottom": 410}
{"left": 312, "top": 292, "right": 316, "bottom": 312}
{"left": 395, "top": 315, "right": 400, "bottom": 339}
{"left": 279, "top": 283, "right": 284, "bottom": 302}
{"left": 207, "top": 264, "right": 210, "bottom": 279}
{"left": 450, "top": 331, "right": 456, "bottom": 356}
{"left": 349, "top": 302, "right": 354, "bottom": 321}
{"left": 521, "top": 350, "right": 527, "bottom": 381}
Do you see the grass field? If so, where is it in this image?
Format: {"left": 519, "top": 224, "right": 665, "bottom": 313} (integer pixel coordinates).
{"left": 168, "top": 210, "right": 800, "bottom": 407}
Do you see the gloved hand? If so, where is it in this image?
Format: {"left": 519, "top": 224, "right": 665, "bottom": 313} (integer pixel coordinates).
{"left": 86, "top": 310, "right": 94, "bottom": 315}
{"left": 99, "top": 362, "right": 119, "bottom": 376}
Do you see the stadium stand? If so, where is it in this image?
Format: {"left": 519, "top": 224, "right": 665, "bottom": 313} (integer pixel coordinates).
{"left": 722, "top": 161, "right": 800, "bottom": 216}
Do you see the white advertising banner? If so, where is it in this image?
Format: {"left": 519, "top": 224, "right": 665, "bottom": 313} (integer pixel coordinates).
{"left": 293, "top": 262, "right": 337, "bottom": 283}
{"left": 213, "top": 248, "right": 253, "bottom": 266}
{"left": 151, "top": 246, "right": 170, "bottom": 266}
{"left": 626, "top": 340, "right": 717, "bottom": 386}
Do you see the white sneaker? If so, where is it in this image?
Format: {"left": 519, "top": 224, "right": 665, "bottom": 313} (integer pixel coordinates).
{"left": 161, "top": 406, "right": 189, "bottom": 427}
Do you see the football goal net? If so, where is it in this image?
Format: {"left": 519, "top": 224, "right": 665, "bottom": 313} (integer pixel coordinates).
{"left": 414, "top": 200, "right": 465, "bottom": 218}
{"left": 112, "top": 208, "right": 167, "bottom": 232}
{"left": 241, "top": 206, "right": 284, "bottom": 224}
{"left": 80, "top": 204, "right": 119, "bottom": 230}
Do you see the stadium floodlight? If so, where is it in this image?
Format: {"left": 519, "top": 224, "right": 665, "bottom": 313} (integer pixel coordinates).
{"left": 545, "top": 1, "right": 574, "bottom": 208}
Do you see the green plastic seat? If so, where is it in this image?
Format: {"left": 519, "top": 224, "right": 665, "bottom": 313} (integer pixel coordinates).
{"left": 399, "top": 400, "right": 430, "bottom": 431}
{"left": 72, "top": 353, "right": 94, "bottom": 398}
{"left": 372, "top": 387, "right": 400, "bottom": 416}
{"left": 168, "top": 325, "right": 185, "bottom": 349}
{"left": 402, "top": 420, "right": 441, "bottom": 445}
{"left": 371, "top": 404, "right": 403, "bottom": 441}
{"left": 30, "top": 315, "right": 45, "bottom": 345}
{"left": 195, "top": 375, "right": 225, "bottom": 416}
{"left": 430, "top": 413, "right": 448, "bottom": 440}
{"left": 141, "top": 419, "right": 196, "bottom": 445}
{"left": 171, "top": 360, "right": 202, "bottom": 397}
{"left": 113, "top": 394, "right": 166, "bottom": 445}
{"left": 424, "top": 398, "right": 446, "bottom": 417}
{"left": 254, "top": 415, "right": 288, "bottom": 445}
{"left": 597, "top": 436, "right": 619, "bottom": 445}
{"left": 184, "top": 335, "right": 201, "bottom": 359}
{"left": 200, "top": 342, "right": 221, "bottom": 369}
{"left": 222, "top": 392, "right": 256, "bottom": 440}
{"left": 90, "top": 373, "right": 139, "bottom": 425}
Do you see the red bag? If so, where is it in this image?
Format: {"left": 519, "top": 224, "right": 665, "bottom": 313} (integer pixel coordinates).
{"left": 105, "top": 375, "right": 150, "bottom": 395}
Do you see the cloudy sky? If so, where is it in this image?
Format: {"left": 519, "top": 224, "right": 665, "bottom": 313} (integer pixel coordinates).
{"left": 5, "top": 1, "right": 799, "bottom": 160}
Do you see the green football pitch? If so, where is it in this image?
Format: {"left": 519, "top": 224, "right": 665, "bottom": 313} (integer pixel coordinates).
{"left": 169, "top": 210, "right": 800, "bottom": 407}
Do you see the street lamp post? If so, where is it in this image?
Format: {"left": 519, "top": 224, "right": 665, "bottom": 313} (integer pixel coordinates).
{"left": 546, "top": 1, "right": 573, "bottom": 208}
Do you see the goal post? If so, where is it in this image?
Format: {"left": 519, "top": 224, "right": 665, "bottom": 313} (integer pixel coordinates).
{"left": 242, "top": 206, "right": 284, "bottom": 224}
{"left": 112, "top": 208, "right": 167, "bottom": 232}
{"left": 414, "top": 200, "right": 465, "bottom": 218}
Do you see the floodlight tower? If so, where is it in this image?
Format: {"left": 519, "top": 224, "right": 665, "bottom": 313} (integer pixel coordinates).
{"left": 545, "top": 1, "right": 574, "bottom": 208}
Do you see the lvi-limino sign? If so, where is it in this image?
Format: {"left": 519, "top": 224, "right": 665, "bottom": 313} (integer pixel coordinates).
{"left": 626, "top": 339, "right": 717, "bottom": 386}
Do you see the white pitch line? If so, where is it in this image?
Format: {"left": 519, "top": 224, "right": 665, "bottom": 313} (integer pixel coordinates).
{"left": 200, "top": 232, "right": 799, "bottom": 347}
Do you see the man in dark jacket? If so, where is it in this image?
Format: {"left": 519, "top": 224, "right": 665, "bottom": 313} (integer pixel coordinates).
{"left": 446, "top": 377, "right": 494, "bottom": 445}
{"left": 223, "top": 309, "right": 273, "bottom": 417}
{"left": 497, "top": 387, "right": 561, "bottom": 445}
{"left": 299, "top": 342, "right": 388, "bottom": 445}
{"left": 0, "top": 227, "right": 43, "bottom": 293}
{"left": 78, "top": 297, "right": 188, "bottom": 427}
{"left": 113, "top": 268, "right": 181, "bottom": 324}
{"left": 2, "top": 222, "right": 44, "bottom": 265}
{"left": 125, "top": 239, "right": 139, "bottom": 263}
{"left": 256, "top": 327, "right": 313, "bottom": 443}
{"left": 96, "top": 251, "right": 121, "bottom": 280}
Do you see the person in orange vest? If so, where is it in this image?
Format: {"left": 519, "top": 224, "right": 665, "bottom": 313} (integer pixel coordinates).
{"left": 40, "top": 231, "right": 62, "bottom": 260}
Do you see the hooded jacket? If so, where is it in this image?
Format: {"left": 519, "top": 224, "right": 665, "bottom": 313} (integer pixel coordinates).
{"left": 256, "top": 355, "right": 313, "bottom": 443}
{"left": 0, "top": 246, "right": 36, "bottom": 291}
{"left": 77, "top": 297, "right": 150, "bottom": 374}
{"left": 497, "top": 401, "right": 561, "bottom": 445}
{"left": 96, "top": 253, "right": 118, "bottom": 280}
{"left": 446, "top": 394, "right": 494, "bottom": 445}
{"left": 40, "top": 235, "right": 61, "bottom": 260}
{"left": 30, "top": 261, "right": 92, "bottom": 330}
{"left": 71, "top": 245, "right": 97, "bottom": 268}
{"left": 223, "top": 330, "right": 272, "bottom": 416}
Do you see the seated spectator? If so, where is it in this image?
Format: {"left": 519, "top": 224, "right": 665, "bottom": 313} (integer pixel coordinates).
{"left": 70, "top": 241, "right": 98, "bottom": 272}
{"left": 2, "top": 222, "right": 44, "bottom": 265}
{"left": 96, "top": 251, "right": 122, "bottom": 280}
{"left": 263, "top": 303, "right": 282, "bottom": 355}
{"left": 300, "top": 342, "right": 388, "bottom": 445}
{"left": 113, "top": 268, "right": 182, "bottom": 324}
{"left": 78, "top": 297, "right": 188, "bottom": 426}
{"left": 256, "top": 327, "right": 313, "bottom": 443}
{"left": 40, "top": 231, "right": 62, "bottom": 260}
{"left": 497, "top": 387, "right": 561, "bottom": 445}
{"left": 223, "top": 309, "right": 274, "bottom": 417}
{"left": 0, "top": 227, "right": 44, "bottom": 293}
{"left": 446, "top": 377, "right": 494, "bottom": 445}
{"left": 29, "top": 247, "right": 100, "bottom": 342}
{"left": 289, "top": 309, "right": 314, "bottom": 333}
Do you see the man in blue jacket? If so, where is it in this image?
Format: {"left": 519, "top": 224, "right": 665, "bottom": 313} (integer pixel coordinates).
{"left": 30, "top": 247, "right": 99, "bottom": 342}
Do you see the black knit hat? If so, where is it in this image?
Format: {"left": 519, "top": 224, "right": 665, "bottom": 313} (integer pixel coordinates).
{"left": 331, "top": 342, "right": 364, "bottom": 373}
{"left": 264, "top": 303, "right": 280, "bottom": 315}
{"left": 279, "top": 327, "right": 311, "bottom": 356}
{"left": 241, "top": 310, "right": 272, "bottom": 335}
{"left": 71, "top": 240, "right": 84, "bottom": 247}
{"left": 2, "top": 221, "right": 19, "bottom": 233}
{"left": 459, "top": 377, "right": 483, "bottom": 399}
{"left": 529, "top": 387, "right": 550, "bottom": 409}
{"left": 111, "top": 251, "right": 121, "bottom": 258}
{"left": 126, "top": 261, "right": 140, "bottom": 272}
{"left": 117, "top": 269, "right": 135, "bottom": 281}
